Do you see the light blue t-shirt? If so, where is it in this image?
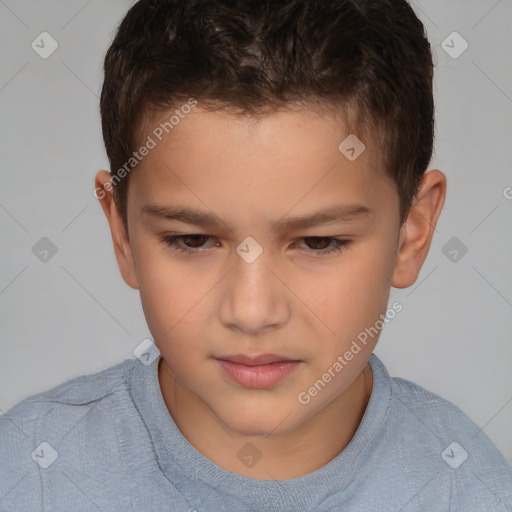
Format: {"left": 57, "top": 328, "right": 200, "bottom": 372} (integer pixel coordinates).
{"left": 1, "top": 353, "right": 511, "bottom": 511}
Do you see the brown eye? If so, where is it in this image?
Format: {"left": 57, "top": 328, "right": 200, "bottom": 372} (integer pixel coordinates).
{"left": 303, "top": 237, "right": 332, "bottom": 250}
{"left": 161, "top": 234, "right": 217, "bottom": 253}
{"left": 180, "top": 235, "right": 209, "bottom": 248}
{"left": 296, "top": 237, "right": 351, "bottom": 256}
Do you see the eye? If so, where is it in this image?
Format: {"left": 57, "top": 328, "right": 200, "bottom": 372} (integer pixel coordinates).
{"left": 295, "top": 237, "right": 351, "bottom": 256}
{"left": 161, "top": 234, "right": 218, "bottom": 253}
{"left": 161, "top": 234, "right": 351, "bottom": 256}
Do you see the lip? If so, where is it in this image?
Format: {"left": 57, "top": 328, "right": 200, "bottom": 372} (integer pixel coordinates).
{"left": 218, "top": 354, "right": 297, "bottom": 366}
{"left": 216, "top": 354, "right": 301, "bottom": 389}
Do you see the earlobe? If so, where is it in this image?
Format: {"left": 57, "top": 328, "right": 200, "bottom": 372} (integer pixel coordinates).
{"left": 392, "top": 170, "right": 446, "bottom": 289}
{"left": 94, "top": 170, "right": 139, "bottom": 290}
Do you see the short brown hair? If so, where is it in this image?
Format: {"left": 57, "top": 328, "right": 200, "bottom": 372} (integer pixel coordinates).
{"left": 100, "top": 0, "right": 434, "bottom": 227}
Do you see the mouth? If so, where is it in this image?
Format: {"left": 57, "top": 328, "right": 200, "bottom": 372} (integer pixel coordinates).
{"left": 215, "top": 354, "right": 302, "bottom": 389}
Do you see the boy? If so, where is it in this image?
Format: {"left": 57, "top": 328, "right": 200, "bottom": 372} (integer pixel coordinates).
{"left": 1, "top": 0, "right": 511, "bottom": 510}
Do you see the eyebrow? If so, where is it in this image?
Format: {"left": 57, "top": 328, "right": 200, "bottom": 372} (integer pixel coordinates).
{"left": 141, "top": 203, "right": 371, "bottom": 232}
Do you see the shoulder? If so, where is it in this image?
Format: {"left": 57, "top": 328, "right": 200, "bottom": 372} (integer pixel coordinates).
{"left": 0, "top": 358, "right": 137, "bottom": 442}
{"left": 0, "top": 358, "right": 138, "bottom": 443}
{"left": 0, "top": 358, "right": 141, "bottom": 511}
{"left": 389, "top": 373, "right": 497, "bottom": 446}
{"left": 383, "top": 372, "right": 512, "bottom": 509}
{"left": 0, "top": 360, "right": 137, "bottom": 465}
{"left": 1, "top": 358, "right": 136, "bottom": 422}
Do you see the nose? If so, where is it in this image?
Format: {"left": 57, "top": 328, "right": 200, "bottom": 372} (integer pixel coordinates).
{"left": 218, "top": 241, "right": 291, "bottom": 335}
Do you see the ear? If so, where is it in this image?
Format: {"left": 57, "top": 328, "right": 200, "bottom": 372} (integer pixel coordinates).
{"left": 392, "top": 170, "right": 446, "bottom": 288}
{"left": 94, "top": 170, "right": 139, "bottom": 290}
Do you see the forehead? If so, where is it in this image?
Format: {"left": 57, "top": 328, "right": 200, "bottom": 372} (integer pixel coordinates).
{"left": 137, "top": 105, "right": 382, "bottom": 175}
{"left": 129, "top": 106, "right": 396, "bottom": 224}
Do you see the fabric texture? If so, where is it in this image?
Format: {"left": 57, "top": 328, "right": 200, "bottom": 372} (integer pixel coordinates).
{"left": 1, "top": 353, "right": 511, "bottom": 511}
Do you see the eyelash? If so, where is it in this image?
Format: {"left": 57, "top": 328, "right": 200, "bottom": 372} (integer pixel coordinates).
{"left": 160, "top": 234, "right": 351, "bottom": 257}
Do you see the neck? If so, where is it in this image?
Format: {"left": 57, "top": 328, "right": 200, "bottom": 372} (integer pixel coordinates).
{"left": 158, "top": 359, "right": 373, "bottom": 480}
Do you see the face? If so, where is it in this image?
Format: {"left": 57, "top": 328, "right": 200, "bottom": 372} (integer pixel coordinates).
{"left": 98, "top": 105, "right": 440, "bottom": 438}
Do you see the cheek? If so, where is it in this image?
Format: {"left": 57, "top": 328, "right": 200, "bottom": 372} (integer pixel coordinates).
{"left": 317, "top": 237, "right": 397, "bottom": 339}
{"left": 130, "top": 237, "right": 200, "bottom": 339}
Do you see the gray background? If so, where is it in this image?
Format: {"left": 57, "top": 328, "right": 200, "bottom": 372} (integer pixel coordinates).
{"left": 1, "top": 0, "right": 511, "bottom": 463}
